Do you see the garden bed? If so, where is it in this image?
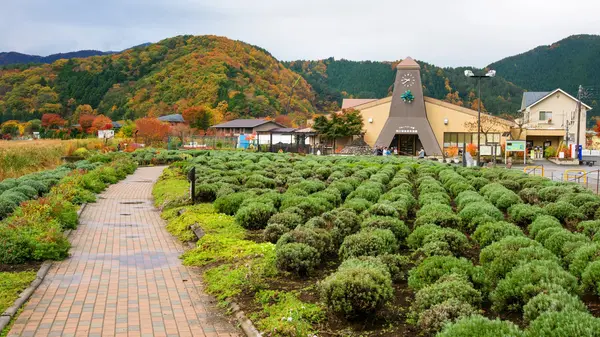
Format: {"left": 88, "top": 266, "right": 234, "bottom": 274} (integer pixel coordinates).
{"left": 154, "top": 151, "right": 600, "bottom": 336}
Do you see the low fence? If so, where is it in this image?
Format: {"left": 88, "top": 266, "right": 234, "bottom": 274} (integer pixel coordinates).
{"left": 523, "top": 165, "right": 600, "bottom": 194}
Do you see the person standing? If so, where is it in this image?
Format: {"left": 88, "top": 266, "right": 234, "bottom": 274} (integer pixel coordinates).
{"left": 418, "top": 148, "right": 425, "bottom": 159}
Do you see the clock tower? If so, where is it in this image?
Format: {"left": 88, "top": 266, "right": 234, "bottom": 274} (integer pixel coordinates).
{"left": 374, "top": 57, "right": 441, "bottom": 155}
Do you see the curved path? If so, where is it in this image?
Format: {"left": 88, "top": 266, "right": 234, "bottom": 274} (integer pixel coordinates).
{"left": 8, "top": 167, "right": 241, "bottom": 337}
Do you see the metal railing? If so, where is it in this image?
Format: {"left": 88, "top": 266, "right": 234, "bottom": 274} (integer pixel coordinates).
{"left": 524, "top": 165, "right": 544, "bottom": 176}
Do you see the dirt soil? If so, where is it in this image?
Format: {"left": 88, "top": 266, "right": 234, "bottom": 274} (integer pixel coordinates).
{"left": 0, "top": 261, "right": 43, "bottom": 273}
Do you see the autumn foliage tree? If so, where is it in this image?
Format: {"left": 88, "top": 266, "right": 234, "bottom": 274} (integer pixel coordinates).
{"left": 135, "top": 117, "right": 170, "bottom": 144}
{"left": 313, "top": 108, "right": 364, "bottom": 150}
{"left": 92, "top": 115, "right": 113, "bottom": 131}
{"left": 41, "top": 114, "right": 67, "bottom": 129}
{"left": 79, "top": 114, "right": 96, "bottom": 133}
{"left": 182, "top": 106, "right": 213, "bottom": 134}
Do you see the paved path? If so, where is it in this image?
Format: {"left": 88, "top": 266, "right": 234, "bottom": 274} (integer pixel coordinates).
{"left": 8, "top": 167, "right": 240, "bottom": 337}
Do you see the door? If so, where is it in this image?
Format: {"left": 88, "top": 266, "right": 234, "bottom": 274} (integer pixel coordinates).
{"left": 398, "top": 135, "right": 417, "bottom": 156}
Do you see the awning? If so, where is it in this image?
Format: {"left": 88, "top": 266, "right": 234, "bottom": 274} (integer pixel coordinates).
{"left": 525, "top": 129, "right": 566, "bottom": 137}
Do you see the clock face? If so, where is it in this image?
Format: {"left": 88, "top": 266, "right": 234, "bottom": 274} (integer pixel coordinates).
{"left": 400, "top": 73, "right": 416, "bottom": 87}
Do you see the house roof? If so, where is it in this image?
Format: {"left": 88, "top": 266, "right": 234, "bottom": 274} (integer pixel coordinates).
{"left": 212, "top": 119, "right": 285, "bottom": 128}
{"left": 520, "top": 89, "right": 592, "bottom": 111}
{"left": 112, "top": 121, "right": 122, "bottom": 128}
{"left": 158, "top": 114, "right": 185, "bottom": 123}
{"left": 521, "top": 92, "right": 550, "bottom": 110}
{"left": 341, "top": 99, "right": 378, "bottom": 109}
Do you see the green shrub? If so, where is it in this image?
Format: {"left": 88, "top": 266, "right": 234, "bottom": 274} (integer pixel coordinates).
{"left": 235, "top": 202, "right": 276, "bottom": 229}
{"left": 1, "top": 191, "right": 28, "bottom": 205}
{"left": 473, "top": 221, "right": 525, "bottom": 247}
{"left": 319, "top": 208, "right": 362, "bottom": 246}
{"left": 578, "top": 220, "right": 600, "bottom": 240}
{"left": 214, "top": 192, "right": 254, "bottom": 215}
{"left": 20, "top": 180, "right": 49, "bottom": 195}
{"left": 447, "top": 181, "right": 476, "bottom": 198}
{"left": 263, "top": 223, "right": 290, "bottom": 243}
{"left": 523, "top": 290, "right": 588, "bottom": 322}
{"left": 539, "top": 186, "right": 573, "bottom": 202}
{"left": 458, "top": 202, "right": 503, "bottom": 232}
{"left": 437, "top": 315, "right": 524, "bottom": 337}
{"left": 499, "top": 179, "right": 521, "bottom": 192}
{"left": 342, "top": 197, "right": 372, "bottom": 214}
{"left": 525, "top": 310, "right": 600, "bottom": 337}
{"left": 278, "top": 226, "right": 333, "bottom": 255}
{"left": 543, "top": 230, "right": 589, "bottom": 258}
{"left": 361, "top": 216, "right": 410, "bottom": 243}
{"left": 11, "top": 185, "right": 38, "bottom": 199}
{"left": 410, "top": 275, "right": 482, "bottom": 316}
{"left": 319, "top": 265, "right": 393, "bottom": 316}
{"left": 421, "top": 227, "right": 471, "bottom": 256}
{"left": 195, "top": 183, "right": 219, "bottom": 202}
{"left": 490, "top": 260, "right": 579, "bottom": 312}
{"left": 407, "top": 224, "right": 442, "bottom": 249}
{"left": 366, "top": 203, "right": 399, "bottom": 218}
{"left": 520, "top": 187, "right": 541, "bottom": 204}
{"left": 569, "top": 243, "right": 600, "bottom": 278}
{"left": 415, "top": 203, "right": 460, "bottom": 228}
{"left": 338, "top": 229, "right": 398, "bottom": 260}
{"left": 417, "top": 299, "right": 480, "bottom": 336}
{"left": 455, "top": 191, "right": 485, "bottom": 211}
{"left": 408, "top": 256, "right": 485, "bottom": 291}
{"left": 529, "top": 215, "right": 562, "bottom": 238}
{"left": 581, "top": 260, "right": 600, "bottom": 295}
{"left": 544, "top": 201, "right": 584, "bottom": 223}
{"left": 347, "top": 183, "right": 383, "bottom": 203}
{"left": 275, "top": 243, "right": 320, "bottom": 275}
{"left": 0, "top": 197, "right": 17, "bottom": 219}
{"left": 581, "top": 201, "right": 600, "bottom": 220}
{"left": 267, "top": 212, "right": 304, "bottom": 230}
{"left": 480, "top": 237, "right": 559, "bottom": 282}
{"left": 508, "top": 204, "right": 545, "bottom": 227}
{"left": 418, "top": 192, "right": 451, "bottom": 206}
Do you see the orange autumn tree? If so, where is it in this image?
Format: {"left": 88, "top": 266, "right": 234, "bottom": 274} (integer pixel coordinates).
{"left": 92, "top": 115, "right": 113, "bottom": 131}
{"left": 135, "top": 117, "right": 170, "bottom": 144}
{"left": 41, "top": 113, "right": 66, "bottom": 129}
{"left": 79, "top": 114, "right": 96, "bottom": 133}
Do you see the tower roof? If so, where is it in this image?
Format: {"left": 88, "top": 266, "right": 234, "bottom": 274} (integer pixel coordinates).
{"left": 396, "top": 57, "right": 420, "bottom": 69}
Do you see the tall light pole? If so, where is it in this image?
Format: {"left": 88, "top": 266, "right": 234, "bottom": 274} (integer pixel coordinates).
{"left": 464, "top": 69, "right": 496, "bottom": 166}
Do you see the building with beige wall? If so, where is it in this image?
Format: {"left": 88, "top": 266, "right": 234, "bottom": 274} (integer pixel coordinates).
{"left": 519, "top": 89, "right": 590, "bottom": 151}
{"left": 329, "top": 57, "right": 514, "bottom": 158}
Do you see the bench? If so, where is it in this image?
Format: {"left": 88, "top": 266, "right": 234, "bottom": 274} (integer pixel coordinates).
{"left": 581, "top": 160, "right": 597, "bottom": 167}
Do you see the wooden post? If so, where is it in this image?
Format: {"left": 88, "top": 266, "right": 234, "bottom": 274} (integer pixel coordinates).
{"left": 187, "top": 167, "right": 196, "bottom": 203}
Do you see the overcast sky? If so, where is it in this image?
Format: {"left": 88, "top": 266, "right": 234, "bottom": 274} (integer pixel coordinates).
{"left": 1, "top": 0, "right": 599, "bottom": 67}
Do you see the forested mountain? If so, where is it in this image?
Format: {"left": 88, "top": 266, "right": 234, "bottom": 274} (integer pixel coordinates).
{"left": 0, "top": 35, "right": 316, "bottom": 125}
{"left": 0, "top": 50, "right": 112, "bottom": 66}
{"left": 2, "top": 34, "right": 599, "bottom": 127}
{"left": 489, "top": 34, "right": 600, "bottom": 126}
{"left": 285, "top": 58, "right": 525, "bottom": 115}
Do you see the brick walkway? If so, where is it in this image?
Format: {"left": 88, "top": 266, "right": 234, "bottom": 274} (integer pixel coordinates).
{"left": 8, "top": 167, "right": 241, "bottom": 337}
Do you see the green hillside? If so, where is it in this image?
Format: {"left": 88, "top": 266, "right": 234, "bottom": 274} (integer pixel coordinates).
{"left": 285, "top": 58, "right": 525, "bottom": 115}
{"left": 0, "top": 35, "right": 317, "bottom": 125}
{"left": 489, "top": 34, "right": 600, "bottom": 126}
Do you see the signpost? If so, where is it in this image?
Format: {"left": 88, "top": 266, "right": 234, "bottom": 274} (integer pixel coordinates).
{"left": 187, "top": 167, "right": 196, "bottom": 203}
{"left": 505, "top": 140, "right": 527, "bottom": 165}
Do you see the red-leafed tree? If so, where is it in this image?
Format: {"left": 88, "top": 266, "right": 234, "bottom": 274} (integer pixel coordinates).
{"left": 135, "top": 117, "right": 170, "bottom": 144}
{"left": 274, "top": 114, "right": 293, "bottom": 127}
{"left": 92, "top": 115, "right": 113, "bottom": 131}
{"left": 79, "top": 114, "right": 96, "bottom": 133}
{"left": 41, "top": 113, "right": 67, "bottom": 129}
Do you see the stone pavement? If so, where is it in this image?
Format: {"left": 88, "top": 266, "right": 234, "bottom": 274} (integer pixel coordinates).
{"left": 8, "top": 167, "right": 241, "bottom": 337}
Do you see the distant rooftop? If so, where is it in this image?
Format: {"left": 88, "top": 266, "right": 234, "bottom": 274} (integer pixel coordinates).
{"left": 342, "top": 99, "right": 378, "bottom": 109}
{"left": 521, "top": 92, "right": 550, "bottom": 110}
{"left": 212, "top": 119, "right": 285, "bottom": 128}
{"left": 158, "top": 114, "right": 185, "bottom": 123}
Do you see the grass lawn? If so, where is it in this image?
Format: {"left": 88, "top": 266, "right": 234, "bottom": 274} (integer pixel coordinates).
{"left": 0, "top": 271, "right": 36, "bottom": 313}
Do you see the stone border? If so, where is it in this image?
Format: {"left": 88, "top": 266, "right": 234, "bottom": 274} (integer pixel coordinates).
{"left": 189, "top": 223, "right": 261, "bottom": 337}
{"left": 0, "top": 203, "right": 87, "bottom": 333}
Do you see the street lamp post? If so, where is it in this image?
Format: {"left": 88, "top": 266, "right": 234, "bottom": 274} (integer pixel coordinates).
{"left": 464, "top": 69, "right": 496, "bottom": 166}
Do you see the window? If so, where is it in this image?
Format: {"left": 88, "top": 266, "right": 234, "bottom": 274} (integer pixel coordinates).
{"left": 539, "top": 111, "right": 552, "bottom": 121}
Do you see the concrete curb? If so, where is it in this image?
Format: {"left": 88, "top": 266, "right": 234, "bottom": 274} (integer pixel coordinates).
{"left": 188, "top": 223, "right": 260, "bottom": 337}
{"left": 228, "top": 301, "right": 261, "bottom": 337}
{"left": 0, "top": 203, "right": 87, "bottom": 333}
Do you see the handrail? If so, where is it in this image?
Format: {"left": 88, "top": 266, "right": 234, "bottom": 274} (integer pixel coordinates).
{"left": 564, "top": 169, "right": 588, "bottom": 184}
{"left": 524, "top": 165, "right": 544, "bottom": 176}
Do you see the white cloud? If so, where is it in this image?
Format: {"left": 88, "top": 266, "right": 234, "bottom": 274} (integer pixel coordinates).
{"left": 1, "top": 0, "right": 599, "bottom": 67}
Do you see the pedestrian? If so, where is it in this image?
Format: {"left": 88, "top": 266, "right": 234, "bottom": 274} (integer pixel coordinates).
{"left": 418, "top": 148, "right": 425, "bottom": 159}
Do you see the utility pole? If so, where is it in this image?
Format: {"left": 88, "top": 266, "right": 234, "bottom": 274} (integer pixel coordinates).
{"left": 576, "top": 85, "right": 583, "bottom": 159}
